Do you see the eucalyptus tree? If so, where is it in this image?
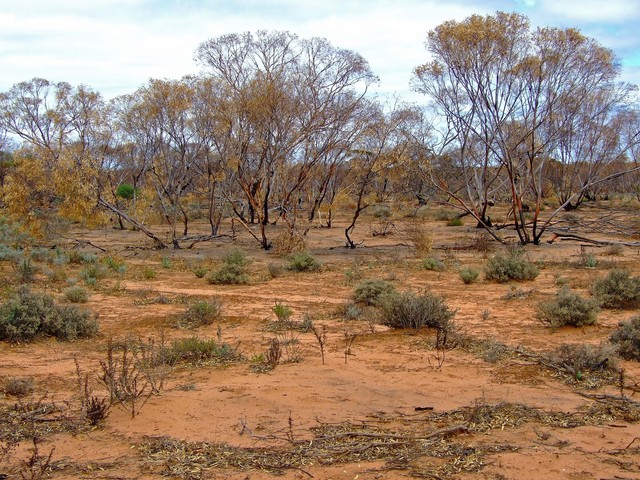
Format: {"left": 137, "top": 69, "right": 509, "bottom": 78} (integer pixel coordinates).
{"left": 196, "top": 30, "right": 377, "bottom": 249}
{"left": 413, "top": 12, "right": 640, "bottom": 244}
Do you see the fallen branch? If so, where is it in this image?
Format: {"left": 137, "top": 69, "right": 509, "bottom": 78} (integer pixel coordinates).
{"left": 547, "top": 232, "right": 640, "bottom": 247}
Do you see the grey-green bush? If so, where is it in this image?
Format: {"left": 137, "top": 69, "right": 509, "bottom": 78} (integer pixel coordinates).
{"left": 380, "top": 290, "right": 455, "bottom": 330}
{"left": 287, "top": 252, "right": 321, "bottom": 272}
{"left": 592, "top": 269, "right": 640, "bottom": 309}
{"left": 423, "top": 257, "right": 445, "bottom": 272}
{"left": 485, "top": 249, "right": 539, "bottom": 283}
{"left": 64, "top": 286, "right": 90, "bottom": 303}
{"left": 0, "top": 289, "right": 98, "bottom": 342}
{"left": 352, "top": 279, "right": 396, "bottom": 306}
{"left": 536, "top": 287, "right": 599, "bottom": 328}
{"left": 610, "top": 316, "right": 640, "bottom": 361}
{"left": 178, "top": 299, "right": 223, "bottom": 328}
{"left": 459, "top": 267, "right": 480, "bottom": 284}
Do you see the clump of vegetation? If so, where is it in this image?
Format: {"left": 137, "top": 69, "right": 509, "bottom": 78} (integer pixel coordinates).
{"left": 272, "top": 301, "right": 293, "bottom": 322}
{"left": 592, "top": 269, "right": 640, "bottom": 309}
{"left": 502, "top": 286, "right": 535, "bottom": 300}
{"left": 64, "top": 286, "right": 90, "bottom": 304}
{"left": 193, "top": 265, "right": 208, "bottom": 278}
{"left": 14, "top": 256, "right": 36, "bottom": 283}
{"left": 272, "top": 230, "right": 308, "bottom": 256}
{"left": 267, "top": 262, "right": 285, "bottom": 278}
{"left": 0, "top": 288, "right": 98, "bottom": 342}
{"left": 206, "top": 249, "right": 250, "bottom": 285}
{"left": 287, "top": 251, "right": 321, "bottom": 272}
{"left": 161, "top": 256, "right": 172, "bottom": 269}
{"left": 402, "top": 222, "right": 432, "bottom": 257}
{"left": 447, "top": 217, "right": 463, "bottom": 227}
{"left": 549, "top": 343, "right": 618, "bottom": 383}
{"left": 80, "top": 263, "right": 107, "bottom": 285}
{"left": 68, "top": 251, "right": 97, "bottom": 265}
{"left": 104, "top": 255, "right": 126, "bottom": 273}
{"left": 380, "top": 290, "right": 456, "bottom": 331}
{"left": 340, "top": 302, "right": 363, "bottom": 321}
{"left": 604, "top": 244, "right": 624, "bottom": 256}
{"left": 352, "top": 279, "right": 396, "bottom": 306}
{"left": 459, "top": 267, "right": 479, "bottom": 284}
{"left": 142, "top": 266, "right": 157, "bottom": 279}
{"left": 178, "top": 298, "right": 223, "bottom": 328}
{"left": 485, "top": 248, "right": 539, "bottom": 283}
{"left": 4, "top": 377, "right": 35, "bottom": 397}
{"left": 423, "top": 256, "right": 445, "bottom": 272}
{"left": 372, "top": 204, "right": 392, "bottom": 218}
{"left": 610, "top": 316, "right": 640, "bottom": 361}
{"left": 162, "top": 337, "right": 240, "bottom": 365}
{"left": 536, "top": 287, "right": 599, "bottom": 328}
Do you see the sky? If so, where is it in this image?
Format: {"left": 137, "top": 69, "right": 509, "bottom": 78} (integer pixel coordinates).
{"left": 1, "top": 0, "right": 640, "bottom": 103}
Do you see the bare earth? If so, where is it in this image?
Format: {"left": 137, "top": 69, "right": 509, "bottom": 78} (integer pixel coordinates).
{"left": 2, "top": 207, "right": 640, "bottom": 479}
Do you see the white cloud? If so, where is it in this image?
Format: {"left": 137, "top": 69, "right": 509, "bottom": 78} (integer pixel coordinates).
{"left": 539, "top": 0, "right": 640, "bottom": 23}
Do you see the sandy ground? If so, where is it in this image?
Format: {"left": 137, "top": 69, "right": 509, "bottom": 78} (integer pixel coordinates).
{"left": 1, "top": 206, "right": 640, "bottom": 479}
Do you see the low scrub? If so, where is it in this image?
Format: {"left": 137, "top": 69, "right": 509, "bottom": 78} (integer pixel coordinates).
{"left": 380, "top": 290, "right": 455, "bottom": 331}
{"left": 0, "top": 288, "right": 98, "bottom": 342}
{"left": 485, "top": 248, "right": 539, "bottom": 283}
{"left": 423, "top": 257, "right": 445, "bottom": 272}
{"left": 610, "top": 316, "right": 640, "bottom": 361}
{"left": 206, "top": 249, "right": 250, "bottom": 285}
{"left": 162, "top": 337, "right": 240, "bottom": 365}
{"left": 64, "top": 286, "right": 90, "bottom": 303}
{"left": 353, "top": 279, "right": 396, "bottom": 306}
{"left": 287, "top": 252, "right": 322, "bottom": 272}
{"left": 591, "top": 269, "right": 640, "bottom": 309}
{"left": 550, "top": 343, "right": 618, "bottom": 382}
{"left": 178, "top": 299, "right": 223, "bottom": 328}
{"left": 459, "top": 267, "right": 480, "bottom": 284}
{"left": 536, "top": 287, "right": 599, "bottom": 328}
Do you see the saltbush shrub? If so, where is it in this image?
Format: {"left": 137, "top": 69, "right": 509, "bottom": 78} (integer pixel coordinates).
{"left": 64, "top": 286, "right": 90, "bottom": 303}
{"left": 207, "top": 249, "right": 250, "bottom": 284}
{"left": 178, "top": 299, "right": 223, "bottom": 328}
{"left": 591, "top": 269, "right": 640, "bottom": 309}
{"left": 536, "top": 287, "right": 599, "bottom": 328}
{"left": 459, "top": 267, "right": 480, "bottom": 284}
{"left": 550, "top": 343, "right": 618, "bottom": 381}
{"left": 287, "top": 252, "right": 321, "bottom": 272}
{"left": 162, "top": 337, "right": 240, "bottom": 365}
{"left": 423, "top": 257, "right": 445, "bottom": 272}
{"left": 485, "top": 248, "right": 539, "bottom": 283}
{"left": 0, "top": 289, "right": 98, "bottom": 342}
{"left": 610, "top": 316, "right": 640, "bottom": 361}
{"left": 380, "top": 290, "right": 455, "bottom": 330}
{"left": 352, "top": 279, "right": 396, "bottom": 306}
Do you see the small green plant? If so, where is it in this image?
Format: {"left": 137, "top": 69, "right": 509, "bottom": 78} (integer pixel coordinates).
{"left": 372, "top": 205, "right": 392, "bottom": 218}
{"left": 550, "top": 343, "right": 618, "bottom": 383}
{"left": 206, "top": 263, "right": 250, "bottom": 285}
{"left": 485, "top": 248, "right": 539, "bottom": 283}
{"left": 14, "top": 256, "right": 36, "bottom": 283}
{"left": 579, "top": 254, "right": 598, "bottom": 268}
{"left": 423, "top": 256, "right": 445, "bottom": 272}
{"left": 80, "top": 263, "right": 107, "bottom": 285}
{"left": 0, "top": 288, "right": 98, "bottom": 342}
{"left": 273, "top": 301, "right": 293, "bottom": 322}
{"left": 592, "top": 269, "right": 640, "bottom": 309}
{"left": 459, "top": 267, "right": 479, "bottom": 284}
{"left": 178, "top": 298, "right": 223, "bottom": 328}
{"left": 502, "top": 286, "right": 535, "bottom": 300}
{"left": 287, "top": 251, "right": 321, "bottom": 272}
{"left": 352, "top": 279, "right": 396, "bottom": 306}
{"left": 604, "top": 244, "right": 624, "bottom": 256}
{"left": 68, "top": 251, "right": 97, "bottom": 265}
{"left": 105, "top": 256, "right": 126, "bottom": 273}
{"left": 193, "top": 265, "right": 208, "bottom": 278}
{"left": 143, "top": 266, "right": 157, "bottom": 279}
{"left": 380, "top": 290, "right": 456, "bottom": 331}
{"left": 162, "top": 336, "right": 240, "bottom": 365}
{"left": 447, "top": 217, "right": 463, "bottom": 227}
{"left": 223, "top": 248, "right": 249, "bottom": 267}
{"left": 341, "top": 302, "right": 363, "bottom": 321}
{"left": 610, "top": 316, "right": 640, "bottom": 361}
{"left": 161, "top": 256, "right": 172, "bottom": 269}
{"left": 536, "top": 287, "right": 599, "bottom": 328}
{"left": 64, "top": 286, "right": 90, "bottom": 304}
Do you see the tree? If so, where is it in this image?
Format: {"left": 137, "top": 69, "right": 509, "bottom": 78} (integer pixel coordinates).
{"left": 413, "top": 12, "right": 640, "bottom": 244}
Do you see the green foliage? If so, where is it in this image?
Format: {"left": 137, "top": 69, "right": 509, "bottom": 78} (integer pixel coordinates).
{"left": 14, "top": 256, "right": 36, "bottom": 283}
{"left": 162, "top": 337, "right": 240, "bottom": 365}
{"left": 267, "top": 262, "right": 285, "bottom": 278}
{"left": 142, "top": 266, "right": 157, "bottom": 279}
{"left": 484, "top": 249, "right": 539, "bottom": 283}
{"left": 380, "top": 290, "right": 456, "bottom": 330}
{"left": 0, "top": 244, "right": 21, "bottom": 262}
{"left": 68, "top": 251, "right": 97, "bottom": 265}
{"left": 115, "top": 183, "right": 138, "bottom": 200}
{"left": 0, "top": 288, "right": 98, "bottom": 342}
{"left": 206, "top": 263, "right": 250, "bottom": 285}
{"left": 223, "top": 248, "right": 249, "bottom": 267}
{"left": 592, "top": 269, "right": 640, "bottom": 309}
{"left": 447, "top": 217, "right": 463, "bottom": 226}
{"left": 287, "top": 251, "right": 321, "bottom": 272}
{"left": 610, "top": 316, "right": 640, "bottom": 361}
{"left": 341, "top": 302, "right": 363, "bottom": 321}
{"left": 104, "top": 256, "right": 126, "bottom": 273}
{"left": 273, "top": 301, "right": 293, "bottom": 322}
{"left": 423, "top": 256, "right": 445, "bottom": 272}
{"left": 178, "top": 298, "right": 223, "bottom": 328}
{"left": 80, "top": 263, "right": 107, "bottom": 285}
{"left": 550, "top": 343, "right": 618, "bottom": 382}
{"left": 64, "top": 286, "right": 90, "bottom": 304}
{"left": 161, "top": 256, "right": 172, "bottom": 269}
{"left": 352, "top": 279, "right": 396, "bottom": 306}
{"left": 536, "top": 287, "right": 599, "bottom": 328}
{"left": 193, "top": 265, "right": 208, "bottom": 278}
{"left": 459, "top": 267, "right": 480, "bottom": 284}
{"left": 372, "top": 205, "right": 392, "bottom": 218}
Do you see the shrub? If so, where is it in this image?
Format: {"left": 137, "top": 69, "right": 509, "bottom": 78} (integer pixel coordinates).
{"left": 372, "top": 205, "right": 392, "bottom": 218}
{"left": 353, "top": 279, "right": 396, "bottom": 306}
{"left": 68, "top": 251, "right": 97, "bottom": 265}
{"left": 402, "top": 222, "right": 432, "bottom": 257}
{"left": 223, "top": 248, "right": 249, "bottom": 267}
{"left": 206, "top": 263, "right": 250, "bottom": 285}
{"left": 342, "top": 302, "right": 363, "bottom": 321}
{"left": 380, "top": 290, "right": 456, "bottom": 331}
{"left": 272, "top": 230, "right": 308, "bottom": 256}
{"left": 104, "top": 256, "right": 126, "bottom": 273}
{"left": 0, "top": 244, "right": 21, "bottom": 262}
{"left": 485, "top": 248, "right": 539, "bottom": 283}
{"left": 178, "top": 299, "right": 223, "bottom": 328}
{"left": 536, "top": 287, "right": 599, "bottom": 328}
{"left": 162, "top": 337, "right": 240, "bottom": 365}
{"left": 287, "top": 252, "right": 321, "bottom": 272}
{"left": 447, "top": 217, "right": 464, "bottom": 227}
{"left": 273, "top": 302, "right": 293, "bottom": 322}
{"left": 14, "top": 256, "right": 36, "bottom": 283}
{"left": 592, "top": 269, "right": 640, "bottom": 309}
{"left": 0, "top": 289, "right": 98, "bottom": 342}
{"left": 161, "top": 256, "right": 172, "bottom": 269}
{"left": 550, "top": 343, "right": 618, "bottom": 381}
{"left": 459, "top": 267, "right": 480, "bottom": 284}
{"left": 604, "top": 244, "right": 624, "bottom": 256}
{"left": 4, "top": 377, "right": 34, "bottom": 397}
{"left": 64, "top": 286, "right": 90, "bottom": 304}
{"left": 143, "top": 266, "right": 157, "bottom": 279}
{"left": 193, "top": 265, "right": 208, "bottom": 278}
{"left": 268, "top": 262, "right": 285, "bottom": 278}
{"left": 423, "top": 256, "right": 445, "bottom": 272}
{"left": 610, "top": 316, "right": 640, "bottom": 361}
{"left": 80, "top": 263, "right": 107, "bottom": 285}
